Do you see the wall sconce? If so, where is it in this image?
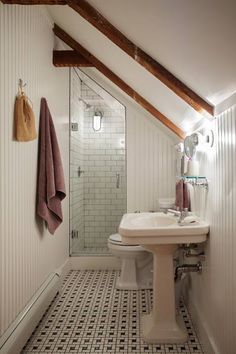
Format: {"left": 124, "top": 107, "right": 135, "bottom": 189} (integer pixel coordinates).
{"left": 184, "top": 130, "right": 214, "bottom": 158}
{"left": 93, "top": 110, "right": 103, "bottom": 131}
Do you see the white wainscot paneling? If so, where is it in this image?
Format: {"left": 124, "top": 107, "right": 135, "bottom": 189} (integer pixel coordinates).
{"left": 187, "top": 105, "right": 236, "bottom": 354}
{"left": 0, "top": 4, "right": 69, "bottom": 337}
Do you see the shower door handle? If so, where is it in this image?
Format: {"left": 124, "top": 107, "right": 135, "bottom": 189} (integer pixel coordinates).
{"left": 78, "top": 166, "right": 84, "bottom": 177}
{"left": 116, "top": 173, "right": 120, "bottom": 189}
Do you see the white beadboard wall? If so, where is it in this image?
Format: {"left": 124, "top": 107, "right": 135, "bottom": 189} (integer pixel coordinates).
{"left": 0, "top": 5, "right": 69, "bottom": 336}
{"left": 188, "top": 105, "right": 236, "bottom": 354}
{"left": 127, "top": 105, "right": 176, "bottom": 212}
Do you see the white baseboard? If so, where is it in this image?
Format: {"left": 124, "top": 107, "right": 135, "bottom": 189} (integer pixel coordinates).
{"left": 55, "top": 259, "right": 71, "bottom": 289}
{"left": 0, "top": 260, "right": 70, "bottom": 354}
{"left": 0, "top": 257, "right": 119, "bottom": 353}
{"left": 70, "top": 256, "right": 121, "bottom": 270}
{"left": 184, "top": 293, "right": 219, "bottom": 354}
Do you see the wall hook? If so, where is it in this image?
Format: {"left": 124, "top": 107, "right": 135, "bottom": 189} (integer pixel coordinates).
{"left": 18, "top": 78, "right": 27, "bottom": 95}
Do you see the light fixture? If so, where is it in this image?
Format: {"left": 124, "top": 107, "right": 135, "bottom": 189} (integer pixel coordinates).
{"left": 184, "top": 130, "right": 214, "bottom": 158}
{"left": 93, "top": 110, "right": 103, "bottom": 131}
{"left": 204, "top": 129, "right": 214, "bottom": 147}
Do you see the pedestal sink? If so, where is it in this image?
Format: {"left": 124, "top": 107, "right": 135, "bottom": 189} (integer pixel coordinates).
{"left": 119, "top": 212, "right": 209, "bottom": 344}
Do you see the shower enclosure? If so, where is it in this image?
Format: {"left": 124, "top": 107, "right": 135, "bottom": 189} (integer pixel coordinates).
{"left": 70, "top": 68, "right": 126, "bottom": 255}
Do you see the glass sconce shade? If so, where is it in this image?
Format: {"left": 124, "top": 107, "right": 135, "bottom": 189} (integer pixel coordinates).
{"left": 93, "top": 111, "right": 103, "bottom": 131}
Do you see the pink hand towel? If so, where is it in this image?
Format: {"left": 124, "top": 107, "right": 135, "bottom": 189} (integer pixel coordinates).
{"left": 175, "top": 179, "right": 184, "bottom": 210}
{"left": 37, "top": 98, "right": 66, "bottom": 234}
{"left": 183, "top": 181, "right": 190, "bottom": 210}
{"left": 175, "top": 179, "right": 190, "bottom": 210}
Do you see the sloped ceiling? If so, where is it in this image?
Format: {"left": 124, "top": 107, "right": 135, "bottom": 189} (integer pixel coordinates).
{"left": 48, "top": 0, "right": 236, "bottom": 133}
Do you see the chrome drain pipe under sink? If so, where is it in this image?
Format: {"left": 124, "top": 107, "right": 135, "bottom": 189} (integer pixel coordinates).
{"left": 175, "top": 262, "right": 202, "bottom": 281}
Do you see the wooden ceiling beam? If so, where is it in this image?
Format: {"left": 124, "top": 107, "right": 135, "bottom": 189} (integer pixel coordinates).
{"left": 2, "top": 0, "right": 214, "bottom": 116}
{"left": 53, "top": 24, "right": 185, "bottom": 139}
{"left": 2, "top": 0, "right": 67, "bottom": 3}
{"left": 68, "top": 0, "right": 214, "bottom": 116}
{"left": 53, "top": 50, "right": 93, "bottom": 67}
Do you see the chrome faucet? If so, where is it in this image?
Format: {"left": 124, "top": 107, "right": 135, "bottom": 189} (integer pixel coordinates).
{"left": 167, "top": 208, "right": 188, "bottom": 224}
{"left": 178, "top": 208, "right": 189, "bottom": 224}
{"left": 167, "top": 208, "right": 180, "bottom": 216}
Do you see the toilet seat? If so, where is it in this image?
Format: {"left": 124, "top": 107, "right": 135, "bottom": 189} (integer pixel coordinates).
{"left": 108, "top": 233, "right": 143, "bottom": 251}
{"left": 109, "top": 233, "right": 123, "bottom": 244}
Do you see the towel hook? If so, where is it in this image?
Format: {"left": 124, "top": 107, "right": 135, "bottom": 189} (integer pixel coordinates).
{"left": 18, "top": 78, "right": 27, "bottom": 95}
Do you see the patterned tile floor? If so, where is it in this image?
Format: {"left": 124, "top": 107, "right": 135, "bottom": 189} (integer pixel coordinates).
{"left": 22, "top": 270, "right": 204, "bottom": 354}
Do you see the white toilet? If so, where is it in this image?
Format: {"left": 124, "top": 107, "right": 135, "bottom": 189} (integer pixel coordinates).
{"left": 108, "top": 233, "right": 153, "bottom": 290}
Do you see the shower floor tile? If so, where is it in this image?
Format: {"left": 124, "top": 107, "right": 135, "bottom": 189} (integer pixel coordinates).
{"left": 21, "top": 270, "right": 204, "bottom": 354}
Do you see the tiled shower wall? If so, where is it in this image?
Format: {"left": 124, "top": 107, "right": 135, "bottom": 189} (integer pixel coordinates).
{"left": 82, "top": 83, "right": 126, "bottom": 251}
{"left": 70, "top": 71, "right": 126, "bottom": 254}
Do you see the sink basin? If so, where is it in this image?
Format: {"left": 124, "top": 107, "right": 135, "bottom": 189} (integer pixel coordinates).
{"left": 119, "top": 212, "right": 209, "bottom": 245}
{"left": 119, "top": 212, "right": 210, "bottom": 344}
{"left": 131, "top": 214, "right": 176, "bottom": 227}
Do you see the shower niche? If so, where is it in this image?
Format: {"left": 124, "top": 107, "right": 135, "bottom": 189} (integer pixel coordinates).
{"left": 70, "top": 68, "right": 127, "bottom": 255}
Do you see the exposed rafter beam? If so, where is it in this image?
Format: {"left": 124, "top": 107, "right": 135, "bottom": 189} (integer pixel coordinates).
{"left": 53, "top": 24, "right": 185, "bottom": 139}
{"left": 53, "top": 50, "right": 92, "bottom": 67}
{"left": 68, "top": 0, "right": 214, "bottom": 116}
{"left": 2, "top": 0, "right": 214, "bottom": 116}
{"left": 0, "top": 1, "right": 67, "bottom": 4}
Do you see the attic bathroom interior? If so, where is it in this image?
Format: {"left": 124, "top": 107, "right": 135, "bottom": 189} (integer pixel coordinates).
{"left": 0, "top": 1, "right": 235, "bottom": 354}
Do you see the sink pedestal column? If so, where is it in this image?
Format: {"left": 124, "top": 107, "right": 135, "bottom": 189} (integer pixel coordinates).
{"left": 142, "top": 244, "right": 188, "bottom": 344}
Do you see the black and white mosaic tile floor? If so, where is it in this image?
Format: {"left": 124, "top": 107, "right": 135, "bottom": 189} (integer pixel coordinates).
{"left": 22, "top": 270, "right": 204, "bottom": 354}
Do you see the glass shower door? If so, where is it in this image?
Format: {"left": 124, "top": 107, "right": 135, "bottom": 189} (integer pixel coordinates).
{"left": 70, "top": 68, "right": 126, "bottom": 255}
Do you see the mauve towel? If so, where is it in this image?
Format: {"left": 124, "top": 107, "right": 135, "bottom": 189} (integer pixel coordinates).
{"left": 183, "top": 181, "right": 190, "bottom": 209}
{"left": 175, "top": 179, "right": 189, "bottom": 210}
{"left": 37, "top": 98, "right": 66, "bottom": 234}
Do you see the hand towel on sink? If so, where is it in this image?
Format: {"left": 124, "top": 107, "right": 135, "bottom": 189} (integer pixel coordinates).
{"left": 175, "top": 179, "right": 184, "bottom": 210}
{"left": 175, "top": 179, "right": 190, "bottom": 210}
{"left": 183, "top": 180, "right": 190, "bottom": 210}
{"left": 37, "top": 98, "right": 66, "bottom": 234}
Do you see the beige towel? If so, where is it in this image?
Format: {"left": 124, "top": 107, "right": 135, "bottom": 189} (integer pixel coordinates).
{"left": 37, "top": 98, "right": 66, "bottom": 235}
{"left": 14, "top": 94, "right": 37, "bottom": 142}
